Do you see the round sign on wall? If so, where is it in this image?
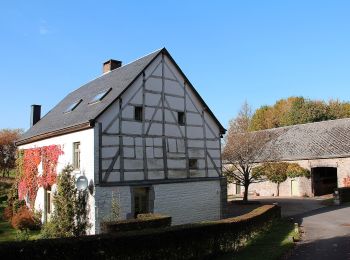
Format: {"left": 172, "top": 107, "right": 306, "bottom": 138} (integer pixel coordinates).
{"left": 76, "top": 175, "right": 88, "bottom": 191}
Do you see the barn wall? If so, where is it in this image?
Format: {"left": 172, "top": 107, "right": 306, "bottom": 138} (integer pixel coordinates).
{"left": 227, "top": 157, "right": 350, "bottom": 197}
{"left": 18, "top": 129, "right": 96, "bottom": 234}
{"left": 94, "top": 179, "right": 221, "bottom": 233}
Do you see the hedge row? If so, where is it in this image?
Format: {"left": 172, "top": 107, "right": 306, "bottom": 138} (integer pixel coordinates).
{"left": 101, "top": 213, "right": 171, "bottom": 233}
{"left": 338, "top": 187, "right": 350, "bottom": 203}
{"left": 0, "top": 205, "right": 281, "bottom": 260}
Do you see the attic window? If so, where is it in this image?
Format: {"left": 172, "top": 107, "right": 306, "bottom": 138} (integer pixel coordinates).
{"left": 178, "top": 112, "right": 185, "bottom": 125}
{"left": 64, "top": 99, "right": 82, "bottom": 113}
{"left": 89, "top": 88, "right": 112, "bottom": 105}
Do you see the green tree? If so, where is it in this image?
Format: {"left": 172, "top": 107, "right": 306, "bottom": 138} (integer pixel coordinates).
{"left": 41, "top": 165, "right": 90, "bottom": 238}
{"left": 253, "top": 162, "right": 310, "bottom": 196}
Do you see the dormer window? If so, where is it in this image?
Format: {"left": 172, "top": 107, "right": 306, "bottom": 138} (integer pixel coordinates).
{"left": 64, "top": 99, "right": 82, "bottom": 113}
{"left": 89, "top": 88, "right": 112, "bottom": 105}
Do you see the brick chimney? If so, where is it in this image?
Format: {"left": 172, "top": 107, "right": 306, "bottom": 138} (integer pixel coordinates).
{"left": 103, "top": 59, "right": 122, "bottom": 74}
{"left": 30, "top": 104, "right": 41, "bottom": 127}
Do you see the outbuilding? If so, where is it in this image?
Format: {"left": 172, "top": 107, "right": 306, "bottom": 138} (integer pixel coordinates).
{"left": 228, "top": 118, "right": 350, "bottom": 197}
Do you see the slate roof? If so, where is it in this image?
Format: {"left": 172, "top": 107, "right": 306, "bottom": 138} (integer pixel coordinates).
{"left": 256, "top": 118, "right": 350, "bottom": 162}
{"left": 17, "top": 48, "right": 226, "bottom": 145}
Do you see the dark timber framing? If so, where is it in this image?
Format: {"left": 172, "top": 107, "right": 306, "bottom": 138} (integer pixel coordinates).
{"left": 161, "top": 53, "right": 169, "bottom": 178}
{"left": 98, "top": 52, "right": 222, "bottom": 183}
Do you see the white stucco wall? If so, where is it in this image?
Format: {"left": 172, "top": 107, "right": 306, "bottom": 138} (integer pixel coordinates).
{"left": 18, "top": 128, "right": 96, "bottom": 234}
{"left": 94, "top": 180, "right": 221, "bottom": 233}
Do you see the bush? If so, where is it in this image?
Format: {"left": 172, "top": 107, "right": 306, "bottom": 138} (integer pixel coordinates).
{"left": 101, "top": 213, "right": 171, "bottom": 233}
{"left": 0, "top": 205, "right": 280, "bottom": 260}
{"left": 2, "top": 205, "right": 13, "bottom": 221}
{"left": 11, "top": 206, "right": 41, "bottom": 231}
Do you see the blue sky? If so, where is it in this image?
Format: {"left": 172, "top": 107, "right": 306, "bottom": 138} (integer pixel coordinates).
{"left": 1, "top": 1, "right": 350, "bottom": 131}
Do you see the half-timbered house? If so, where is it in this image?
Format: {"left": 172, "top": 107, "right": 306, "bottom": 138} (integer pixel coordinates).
{"left": 16, "top": 48, "right": 227, "bottom": 234}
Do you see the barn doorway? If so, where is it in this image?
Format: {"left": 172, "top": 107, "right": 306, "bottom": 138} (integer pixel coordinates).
{"left": 311, "top": 167, "right": 338, "bottom": 196}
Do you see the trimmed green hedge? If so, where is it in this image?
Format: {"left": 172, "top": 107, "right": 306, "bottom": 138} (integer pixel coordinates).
{"left": 0, "top": 205, "right": 280, "bottom": 260}
{"left": 101, "top": 213, "right": 171, "bottom": 233}
{"left": 338, "top": 187, "right": 350, "bottom": 203}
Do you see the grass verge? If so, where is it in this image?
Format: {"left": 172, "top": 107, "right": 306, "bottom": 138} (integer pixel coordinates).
{"left": 217, "top": 218, "right": 297, "bottom": 260}
{"left": 0, "top": 181, "right": 40, "bottom": 243}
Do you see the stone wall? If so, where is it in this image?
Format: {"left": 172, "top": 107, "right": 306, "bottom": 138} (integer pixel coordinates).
{"left": 228, "top": 157, "right": 350, "bottom": 197}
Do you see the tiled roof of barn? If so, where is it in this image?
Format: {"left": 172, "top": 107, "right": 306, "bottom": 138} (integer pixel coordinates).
{"left": 256, "top": 118, "right": 350, "bottom": 161}
{"left": 17, "top": 48, "right": 226, "bottom": 145}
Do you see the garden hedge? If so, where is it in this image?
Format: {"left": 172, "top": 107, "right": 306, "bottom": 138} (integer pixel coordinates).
{"left": 101, "top": 213, "right": 171, "bottom": 233}
{"left": 0, "top": 204, "right": 280, "bottom": 260}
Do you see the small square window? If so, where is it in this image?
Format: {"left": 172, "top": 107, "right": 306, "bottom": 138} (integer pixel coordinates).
{"left": 189, "top": 159, "right": 198, "bottom": 170}
{"left": 178, "top": 112, "right": 185, "bottom": 125}
{"left": 135, "top": 106, "right": 143, "bottom": 121}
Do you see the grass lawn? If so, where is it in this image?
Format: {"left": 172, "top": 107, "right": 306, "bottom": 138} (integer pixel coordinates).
{"left": 0, "top": 181, "right": 40, "bottom": 243}
{"left": 217, "top": 218, "right": 297, "bottom": 260}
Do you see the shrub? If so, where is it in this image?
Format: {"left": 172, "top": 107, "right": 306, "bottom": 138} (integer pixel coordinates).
{"left": 2, "top": 205, "right": 13, "bottom": 221}
{"left": 0, "top": 205, "right": 281, "bottom": 260}
{"left": 101, "top": 213, "right": 171, "bottom": 233}
{"left": 15, "top": 229, "right": 30, "bottom": 241}
{"left": 41, "top": 165, "right": 90, "bottom": 238}
{"left": 11, "top": 206, "right": 41, "bottom": 230}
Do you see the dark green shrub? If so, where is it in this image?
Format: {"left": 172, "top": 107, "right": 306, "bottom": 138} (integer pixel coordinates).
{"left": 0, "top": 205, "right": 280, "bottom": 260}
{"left": 101, "top": 213, "right": 171, "bottom": 233}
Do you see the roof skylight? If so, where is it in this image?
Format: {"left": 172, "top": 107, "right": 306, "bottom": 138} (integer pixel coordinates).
{"left": 64, "top": 99, "right": 82, "bottom": 113}
{"left": 89, "top": 88, "right": 112, "bottom": 105}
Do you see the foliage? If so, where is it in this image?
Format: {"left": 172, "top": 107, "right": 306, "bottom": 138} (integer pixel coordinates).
{"left": 10, "top": 205, "right": 41, "bottom": 230}
{"left": 223, "top": 102, "right": 275, "bottom": 202}
{"left": 15, "top": 228, "right": 30, "bottom": 241}
{"left": 16, "top": 145, "right": 63, "bottom": 208}
{"left": 286, "top": 163, "right": 310, "bottom": 178}
{"left": 0, "top": 205, "right": 280, "bottom": 260}
{"left": 101, "top": 213, "right": 171, "bottom": 233}
{"left": 250, "top": 97, "right": 350, "bottom": 131}
{"left": 103, "top": 191, "right": 121, "bottom": 222}
{"left": 0, "top": 129, "right": 21, "bottom": 177}
{"left": 253, "top": 162, "right": 310, "bottom": 196}
{"left": 41, "top": 165, "right": 90, "bottom": 238}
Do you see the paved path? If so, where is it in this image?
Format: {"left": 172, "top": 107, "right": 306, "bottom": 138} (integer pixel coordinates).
{"left": 288, "top": 205, "right": 350, "bottom": 260}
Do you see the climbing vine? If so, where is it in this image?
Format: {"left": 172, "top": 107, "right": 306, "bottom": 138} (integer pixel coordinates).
{"left": 17, "top": 145, "right": 63, "bottom": 208}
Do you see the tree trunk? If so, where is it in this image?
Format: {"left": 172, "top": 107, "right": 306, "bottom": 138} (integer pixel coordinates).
{"left": 277, "top": 183, "right": 280, "bottom": 197}
{"left": 243, "top": 184, "right": 249, "bottom": 202}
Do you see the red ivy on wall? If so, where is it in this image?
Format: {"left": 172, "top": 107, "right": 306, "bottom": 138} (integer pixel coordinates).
{"left": 18, "top": 145, "right": 63, "bottom": 207}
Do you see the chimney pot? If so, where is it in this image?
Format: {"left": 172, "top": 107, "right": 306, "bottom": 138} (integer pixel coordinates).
{"left": 103, "top": 59, "right": 122, "bottom": 74}
{"left": 30, "top": 105, "right": 41, "bottom": 127}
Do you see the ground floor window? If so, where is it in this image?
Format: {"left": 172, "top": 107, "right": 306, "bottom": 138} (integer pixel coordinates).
{"left": 44, "top": 186, "right": 53, "bottom": 222}
{"left": 133, "top": 187, "right": 150, "bottom": 218}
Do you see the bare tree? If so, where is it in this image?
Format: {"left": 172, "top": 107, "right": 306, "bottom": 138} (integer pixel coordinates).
{"left": 0, "top": 129, "right": 21, "bottom": 177}
{"left": 223, "top": 102, "right": 275, "bottom": 202}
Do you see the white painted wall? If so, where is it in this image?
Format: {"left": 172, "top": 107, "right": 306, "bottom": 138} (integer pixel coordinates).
{"left": 18, "top": 129, "right": 96, "bottom": 234}
{"left": 94, "top": 180, "right": 221, "bottom": 233}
